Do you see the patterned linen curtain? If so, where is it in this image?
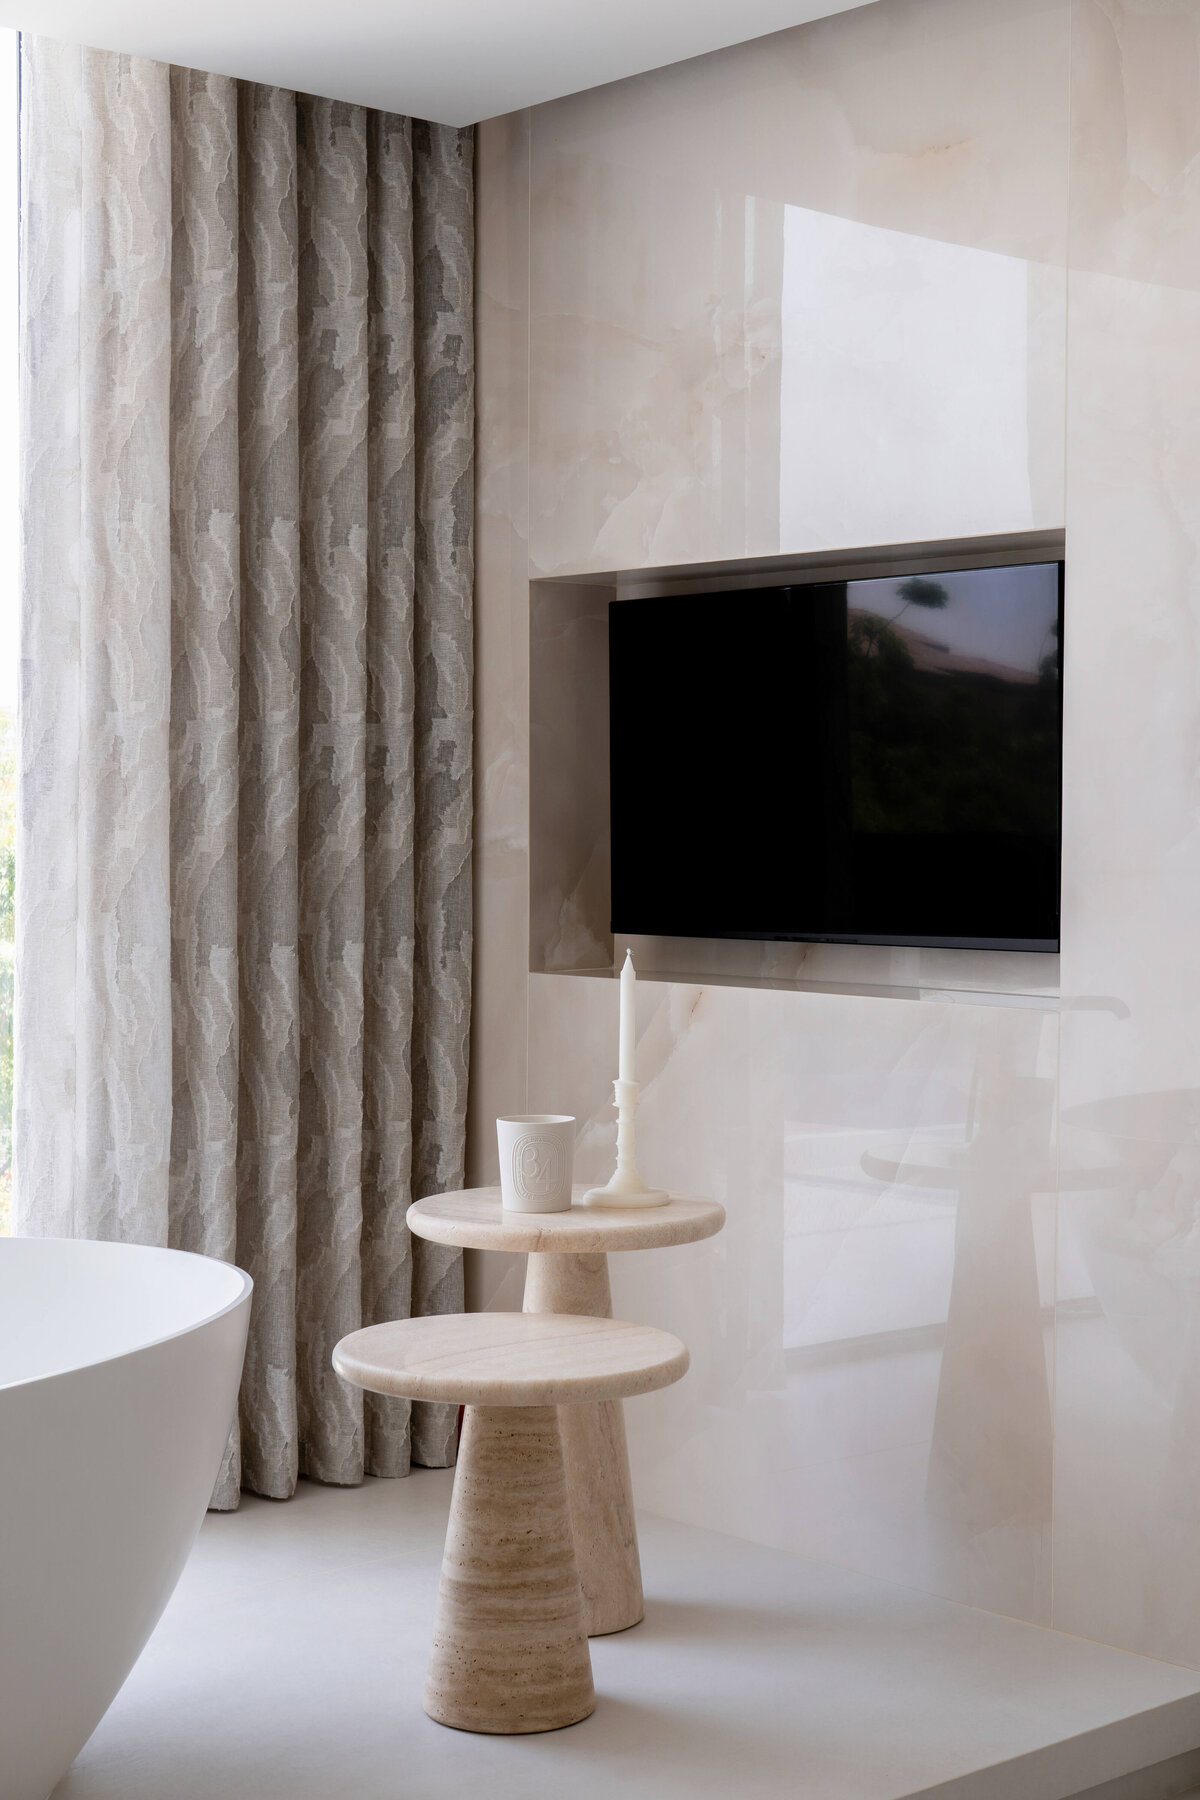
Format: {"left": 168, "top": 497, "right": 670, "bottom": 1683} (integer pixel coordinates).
{"left": 16, "top": 38, "right": 473, "bottom": 1507}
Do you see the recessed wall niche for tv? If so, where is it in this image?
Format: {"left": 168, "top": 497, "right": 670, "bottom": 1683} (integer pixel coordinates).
{"left": 608, "top": 559, "right": 1063, "bottom": 954}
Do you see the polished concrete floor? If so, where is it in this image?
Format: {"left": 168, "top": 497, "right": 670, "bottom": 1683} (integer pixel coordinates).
{"left": 51, "top": 1473, "right": 1200, "bottom": 1800}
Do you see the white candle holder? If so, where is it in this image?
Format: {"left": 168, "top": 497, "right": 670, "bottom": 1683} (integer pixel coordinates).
{"left": 581, "top": 1078, "right": 669, "bottom": 1208}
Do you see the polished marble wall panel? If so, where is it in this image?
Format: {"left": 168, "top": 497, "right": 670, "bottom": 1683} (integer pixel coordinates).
{"left": 527, "top": 0, "right": 1069, "bottom": 577}
{"left": 526, "top": 973, "right": 1059, "bottom": 1622}
{"left": 471, "top": 0, "right": 1200, "bottom": 1660}
{"left": 472, "top": 0, "right": 1073, "bottom": 1631}
{"left": 778, "top": 209, "right": 1049, "bottom": 546}
{"left": 1056, "top": 1077, "right": 1200, "bottom": 1664}
{"left": 1052, "top": 0, "right": 1200, "bottom": 1666}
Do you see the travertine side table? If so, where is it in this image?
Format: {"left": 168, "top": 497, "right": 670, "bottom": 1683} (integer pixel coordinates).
{"left": 332, "top": 1311, "right": 688, "bottom": 1734}
{"left": 407, "top": 1186, "right": 724, "bottom": 1635}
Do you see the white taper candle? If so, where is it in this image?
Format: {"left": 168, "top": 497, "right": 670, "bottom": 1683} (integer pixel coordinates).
{"left": 618, "top": 947, "right": 636, "bottom": 1082}
{"left": 582, "top": 946, "right": 666, "bottom": 1205}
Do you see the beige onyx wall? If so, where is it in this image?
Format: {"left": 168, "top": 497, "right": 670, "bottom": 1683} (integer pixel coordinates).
{"left": 471, "top": 0, "right": 1200, "bottom": 1663}
{"left": 1055, "top": 0, "right": 1200, "bottom": 1665}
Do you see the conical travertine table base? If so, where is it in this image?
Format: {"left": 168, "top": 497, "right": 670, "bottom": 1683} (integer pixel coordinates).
{"left": 523, "top": 1251, "right": 641, "bottom": 1635}
{"left": 332, "top": 1310, "right": 689, "bottom": 1734}
{"left": 406, "top": 1187, "right": 724, "bottom": 1637}
{"left": 426, "top": 1404, "right": 593, "bottom": 1733}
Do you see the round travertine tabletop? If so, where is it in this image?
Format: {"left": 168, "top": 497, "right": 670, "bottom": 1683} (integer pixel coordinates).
{"left": 333, "top": 1311, "right": 689, "bottom": 1408}
{"left": 406, "top": 1185, "right": 725, "bottom": 1254}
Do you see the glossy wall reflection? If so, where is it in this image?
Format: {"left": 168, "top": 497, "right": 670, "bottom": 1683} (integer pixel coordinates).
{"left": 526, "top": 977, "right": 1058, "bottom": 1622}
{"left": 1052, "top": 0, "right": 1200, "bottom": 1665}
{"left": 527, "top": 0, "right": 1068, "bottom": 575}
{"left": 471, "top": 0, "right": 1200, "bottom": 1664}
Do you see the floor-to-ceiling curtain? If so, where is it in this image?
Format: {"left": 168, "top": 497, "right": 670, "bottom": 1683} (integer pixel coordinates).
{"left": 16, "top": 38, "right": 473, "bottom": 1508}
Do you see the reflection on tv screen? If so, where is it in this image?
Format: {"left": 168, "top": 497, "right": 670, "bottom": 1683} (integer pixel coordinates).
{"left": 609, "top": 561, "right": 1062, "bottom": 952}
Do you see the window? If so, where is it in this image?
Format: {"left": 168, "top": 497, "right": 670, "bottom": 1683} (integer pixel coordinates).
{"left": 0, "top": 31, "right": 19, "bottom": 1232}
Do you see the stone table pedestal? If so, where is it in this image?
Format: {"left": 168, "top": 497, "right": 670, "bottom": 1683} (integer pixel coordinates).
{"left": 406, "top": 1186, "right": 724, "bottom": 1635}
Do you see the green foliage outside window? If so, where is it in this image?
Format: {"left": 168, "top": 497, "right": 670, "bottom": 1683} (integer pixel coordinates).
{"left": 846, "top": 612, "right": 1060, "bottom": 839}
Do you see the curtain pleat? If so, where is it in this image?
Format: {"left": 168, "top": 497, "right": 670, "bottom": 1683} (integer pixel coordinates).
{"left": 363, "top": 111, "right": 419, "bottom": 1478}
{"left": 409, "top": 121, "right": 473, "bottom": 1466}
{"left": 17, "top": 38, "right": 474, "bottom": 1508}
{"left": 295, "top": 95, "right": 370, "bottom": 1486}
{"left": 168, "top": 66, "right": 240, "bottom": 1270}
{"left": 235, "top": 78, "right": 302, "bottom": 1503}
{"left": 169, "top": 66, "right": 243, "bottom": 1501}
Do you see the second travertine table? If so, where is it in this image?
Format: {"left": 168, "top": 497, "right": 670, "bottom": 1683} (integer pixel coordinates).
{"left": 407, "top": 1186, "right": 725, "bottom": 1635}
{"left": 333, "top": 1311, "right": 688, "bottom": 1733}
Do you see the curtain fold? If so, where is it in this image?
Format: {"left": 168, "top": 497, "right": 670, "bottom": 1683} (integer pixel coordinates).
{"left": 17, "top": 38, "right": 473, "bottom": 1506}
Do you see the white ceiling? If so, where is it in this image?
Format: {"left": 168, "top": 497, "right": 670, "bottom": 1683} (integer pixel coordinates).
{"left": 0, "top": 0, "right": 876, "bottom": 126}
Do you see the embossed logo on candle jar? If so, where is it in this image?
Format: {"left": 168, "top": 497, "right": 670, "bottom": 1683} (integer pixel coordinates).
{"left": 496, "top": 1114, "right": 575, "bottom": 1212}
{"left": 512, "top": 1134, "right": 568, "bottom": 1201}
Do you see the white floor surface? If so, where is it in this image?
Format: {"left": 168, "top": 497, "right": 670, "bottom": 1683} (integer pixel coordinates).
{"left": 49, "top": 1472, "right": 1200, "bottom": 1800}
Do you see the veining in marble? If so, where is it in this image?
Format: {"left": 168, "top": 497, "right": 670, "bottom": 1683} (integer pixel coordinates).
{"left": 1051, "top": 0, "right": 1200, "bottom": 1668}
{"left": 527, "top": 0, "right": 1068, "bottom": 578}
{"left": 473, "top": 0, "right": 1070, "bottom": 1627}
{"left": 470, "top": 0, "right": 1200, "bottom": 1678}
{"left": 524, "top": 972, "right": 1058, "bottom": 1623}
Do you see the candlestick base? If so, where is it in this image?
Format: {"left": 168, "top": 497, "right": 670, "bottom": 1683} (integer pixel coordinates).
{"left": 580, "top": 1173, "right": 669, "bottom": 1209}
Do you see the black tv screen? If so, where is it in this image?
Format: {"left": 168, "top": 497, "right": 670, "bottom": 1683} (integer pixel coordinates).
{"left": 608, "top": 561, "right": 1063, "bottom": 953}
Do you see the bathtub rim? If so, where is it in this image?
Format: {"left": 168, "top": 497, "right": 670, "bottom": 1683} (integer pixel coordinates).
{"left": 0, "top": 1235, "right": 253, "bottom": 1393}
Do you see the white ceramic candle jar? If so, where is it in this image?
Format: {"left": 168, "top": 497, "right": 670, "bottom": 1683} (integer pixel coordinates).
{"left": 496, "top": 1115, "right": 576, "bottom": 1213}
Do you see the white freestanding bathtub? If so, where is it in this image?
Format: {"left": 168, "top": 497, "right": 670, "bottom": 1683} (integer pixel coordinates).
{"left": 0, "top": 1237, "right": 252, "bottom": 1800}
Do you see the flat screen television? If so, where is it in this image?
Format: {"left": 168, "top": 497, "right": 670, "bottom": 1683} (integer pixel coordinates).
{"left": 608, "top": 560, "right": 1063, "bottom": 953}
